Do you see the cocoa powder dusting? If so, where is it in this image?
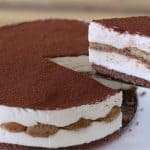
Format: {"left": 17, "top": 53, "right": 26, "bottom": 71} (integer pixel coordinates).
{"left": 94, "top": 16, "right": 150, "bottom": 36}
{"left": 0, "top": 19, "right": 117, "bottom": 110}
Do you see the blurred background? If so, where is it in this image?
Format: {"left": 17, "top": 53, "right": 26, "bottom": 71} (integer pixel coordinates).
{"left": 0, "top": 0, "right": 149, "bottom": 26}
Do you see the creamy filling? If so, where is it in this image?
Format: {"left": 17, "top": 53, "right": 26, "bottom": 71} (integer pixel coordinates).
{"left": 0, "top": 113, "right": 122, "bottom": 148}
{"left": 89, "top": 22, "right": 150, "bottom": 53}
{"left": 1, "top": 106, "right": 120, "bottom": 137}
{"left": 89, "top": 49, "right": 150, "bottom": 82}
{"left": 89, "top": 42, "right": 150, "bottom": 64}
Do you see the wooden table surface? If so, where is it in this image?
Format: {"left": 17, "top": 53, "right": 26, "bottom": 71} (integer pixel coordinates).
{"left": 0, "top": 0, "right": 149, "bottom": 26}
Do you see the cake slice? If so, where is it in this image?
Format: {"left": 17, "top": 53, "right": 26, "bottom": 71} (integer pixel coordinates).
{"left": 89, "top": 16, "right": 150, "bottom": 88}
{"left": 0, "top": 19, "right": 122, "bottom": 149}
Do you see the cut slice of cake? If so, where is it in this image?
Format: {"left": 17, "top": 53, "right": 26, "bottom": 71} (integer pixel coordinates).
{"left": 89, "top": 16, "right": 150, "bottom": 88}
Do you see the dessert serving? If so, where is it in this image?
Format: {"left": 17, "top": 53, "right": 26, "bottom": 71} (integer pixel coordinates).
{"left": 0, "top": 19, "right": 123, "bottom": 149}
{"left": 89, "top": 16, "right": 150, "bottom": 88}
{"left": 0, "top": 19, "right": 137, "bottom": 149}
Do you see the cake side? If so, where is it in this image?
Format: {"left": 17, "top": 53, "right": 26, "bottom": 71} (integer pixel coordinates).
{"left": 0, "top": 91, "right": 122, "bottom": 148}
{"left": 0, "top": 87, "right": 138, "bottom": 150}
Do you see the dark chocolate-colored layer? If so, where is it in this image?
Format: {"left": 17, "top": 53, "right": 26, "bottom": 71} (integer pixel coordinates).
{"left": 0, "top": 19, "right": 117, "bottom": 109}
{"left": 92, "top": 64, "right": 150, "bottom": 88}
{"left": 0, "top": 88, "right": 138, "bottom": 149}
{"left": 94, "top": 16, "right": 150, "bottom": 36}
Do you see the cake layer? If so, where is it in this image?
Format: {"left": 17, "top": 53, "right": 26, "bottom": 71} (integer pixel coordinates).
{"left": 0, "top": 92, "right": 122, "bottom": 127}
{"left": 89, "top": 20, "right": 150, "bottom": 53}
{"left": 1, "top": 106, "right": 120, "bottom": 137}
{"left": 0, "top": 113, "right": 122, "bottom": 149}
{"left": 51, "top": 55, "right": 132, "bottom": 89}
{"left": 89, "top": 42, "right": 150, "bottom": 65}
{"left": 89, "top": 49, "right": 150, "bottom": 87}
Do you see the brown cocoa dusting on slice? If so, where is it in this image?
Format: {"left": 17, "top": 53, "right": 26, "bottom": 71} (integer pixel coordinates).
{"left": 26, "top": 123, "right": 59, "bottom": 137}
{"left": 1, "top": 122, "right": 26, "bottom": 132}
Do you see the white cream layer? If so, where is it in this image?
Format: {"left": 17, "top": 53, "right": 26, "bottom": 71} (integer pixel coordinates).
{"left": 0, "top": 92, "right": 122, "bottom": 127}
{"left": 0, "top": 113, "right": 122, "bottom": 148}
{"left": 89, "top": 22, "right": 150, "bottom": 53}
{"left": 89, "top": 49, "right": 150, "bottom": 82}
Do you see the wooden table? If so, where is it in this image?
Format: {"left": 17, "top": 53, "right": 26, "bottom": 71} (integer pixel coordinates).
{"left": 0, "top": 0, "right": 149, "bottom": 26}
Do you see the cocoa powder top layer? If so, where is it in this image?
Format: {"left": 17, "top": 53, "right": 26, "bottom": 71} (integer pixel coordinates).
{"left": 0, "top": 19, "right": 117, "bottom": 110}
{"left": 94, "top": 16, "right": 150, "bottom": 36}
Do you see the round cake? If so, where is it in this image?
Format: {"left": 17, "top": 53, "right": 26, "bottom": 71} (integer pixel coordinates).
{"left": 0, "top": 19, "right": 137, "bottom": 149}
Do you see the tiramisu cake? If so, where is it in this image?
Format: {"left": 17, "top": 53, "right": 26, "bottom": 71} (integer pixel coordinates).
{"left": 89, "top": 16, "right": 150, "bottom": 88}
{"left": 0, "top": 19, "right": 123, "bottom": 149}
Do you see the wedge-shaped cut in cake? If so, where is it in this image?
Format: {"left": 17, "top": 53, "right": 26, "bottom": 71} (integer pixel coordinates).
{"left": 89, "top": 16, "right": 150, "bottom": 88}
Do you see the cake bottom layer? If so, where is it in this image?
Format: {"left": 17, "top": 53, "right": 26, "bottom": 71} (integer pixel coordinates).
{"left": 92, "top": 64, "right": 150, "bottom": 88}
{"left": 0, "top": 114, "right": 122, "bottom": 149}
{"left": 89, "top": 49, "right": 150, "bottom": 88}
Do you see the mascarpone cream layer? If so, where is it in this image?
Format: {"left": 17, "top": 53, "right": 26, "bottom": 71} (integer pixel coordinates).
{"left": 89, "top": 49, "right": 150, "bottom": 82}
{"left": 89, "top": 22, "right": 150, "bottom": 53}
